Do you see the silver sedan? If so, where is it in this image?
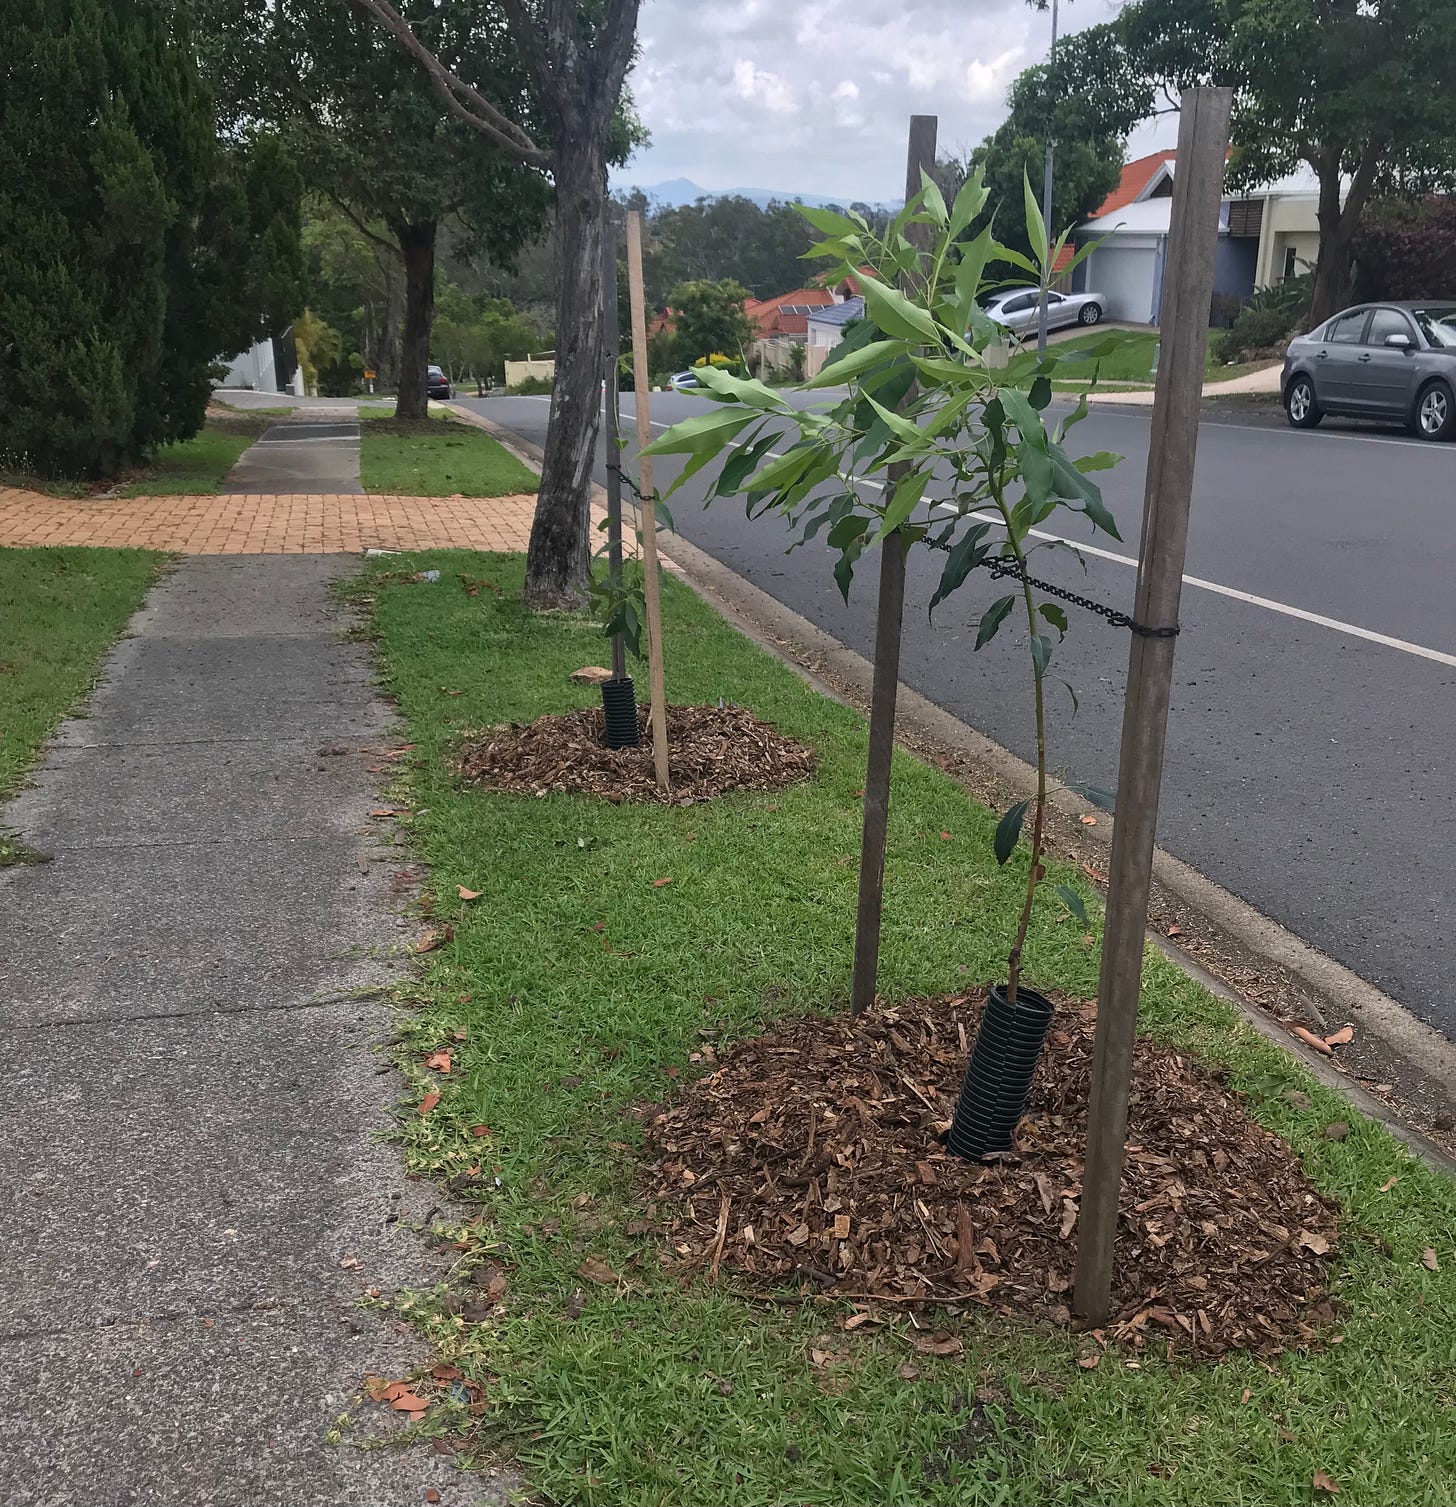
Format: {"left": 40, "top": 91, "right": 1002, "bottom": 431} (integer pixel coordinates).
{"left": 1282, "top": 301, "right": 1456, "bottom": 440}
{"left": 982, "top": 286, "right": 1105, "bottom": 333}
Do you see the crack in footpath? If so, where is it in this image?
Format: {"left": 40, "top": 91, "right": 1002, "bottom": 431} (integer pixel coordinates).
{"left": 11, "top": 984, "right": 399, "bottom": 1034}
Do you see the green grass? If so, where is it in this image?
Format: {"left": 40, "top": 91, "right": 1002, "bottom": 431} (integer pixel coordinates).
{"left": 1050, "top": 329, "right": 1267, "bottom": 391}
{"left": 354, "top": 551, "right": 1456, "bottom": 1507}
{"left": 0, "top": 548, "right": 162, "bottom": 800}
{"left": 2, "top": 413, "right": 272, "bottom": 498}
{"left": 359, "top": 413, "right": 538, "bottom": 496}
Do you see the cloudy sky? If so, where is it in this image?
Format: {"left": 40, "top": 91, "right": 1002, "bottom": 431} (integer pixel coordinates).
{"left": 620, "top": 0, "right": 1173, "bottom": 202}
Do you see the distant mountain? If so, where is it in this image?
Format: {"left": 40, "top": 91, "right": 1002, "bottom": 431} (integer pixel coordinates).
{"left": 626, "top": 177, "right": 880, "bottom": 211}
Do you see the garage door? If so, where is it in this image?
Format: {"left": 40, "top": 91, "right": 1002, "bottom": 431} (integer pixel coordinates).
{"left": 1087, "top": 246, "right": 1158, "bottom": 324}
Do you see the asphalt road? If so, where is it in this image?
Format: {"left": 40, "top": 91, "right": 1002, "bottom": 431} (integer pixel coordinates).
{"left": 462, "top": 389, "right": 1456, "bottom": 1041}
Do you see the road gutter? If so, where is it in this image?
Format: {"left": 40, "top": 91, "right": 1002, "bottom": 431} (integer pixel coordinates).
{"left": 447, "top": 401, "right": 1456, "bottom": 1172}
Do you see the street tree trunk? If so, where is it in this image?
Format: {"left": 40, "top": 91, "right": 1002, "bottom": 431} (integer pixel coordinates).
{"left": 394, "top": 218, "right": 436, "bottom": 422}
{"left": 524, "top": 147, "right": 604, "bottom": 609}
{"left": 1308, "top": 146, "right": 1381, "bottom": 327}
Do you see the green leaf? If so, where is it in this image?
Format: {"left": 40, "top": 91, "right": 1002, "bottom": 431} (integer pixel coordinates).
{"left": 713, "top": 428, "right": 778, "bottom": 496}
{"left": 999, "top": 387, "right": 1047, "bottom": 449}
{"left": 1081, "top": 490, "right": 1121, "bottom": 540}
{"left": 948, "top": 164, "right": 988, "bottom": 239}
{"left": 1039, "top": 602, "right": 1068, "bottom": 637}
{"left": 833, "top": 537, "right": 865, "bottom": 602}
{"left": 642, "top": 406, "right": 759, "bottom": 459}
{"left": 990, "top": 241, "right": 1040, "bottom": 279}
{"left": 1029, "top": 375, "right": 1052, "bottom": 411}
{"left": 797, "top": 204, "right": 863, "bottom": 238}
{"left": 1066, "top": 781, "right": 1116, "bottom": 812}
{"left": 1017, "top": 439, "right": 1055, "bottom": 514}
{"left": 1022, "top": 168, "right": 1049, "bottom": 268}
{"left": 919, "top": 168, "right": 948, "bottom": 227}
{"left": 857, "top": 271, "right": 943, "bottom": 345}
{"left": 802, "top": 338, "right": 908, "bottom": 390}
{"left": 928, "top": 521, "right": 992, "bottom": 619}
{"left": 688, "top": 363, "right": 792, "bottom": 410}
{"left": 741, "top": 443, "right": 821, "bottom": 496}
{"left": 1030, "top": 632, "right": 1052, "bottom": 677}
{"left": 994, "top": 799, "right": 1031, "bottom": 865}
{"left": 1075, "top": 450, "right": 1121, "bottom": 474}
{"left": 872, "top": 467, "right": 931, "bottom": 542}
{"left": 826, "top": 511, "right": 870, "bottom": 549}
{"left": 865, "top": 394, "right": 924, "bottom": 448}
{"left": 641, "top": 407, "right": 763, "bottom": 496}
{"left": 1055, "top": 883, "right": 1088, "bottom": 925}
{"left": 975, "top": 594, "right": 1016, "bottom": 650}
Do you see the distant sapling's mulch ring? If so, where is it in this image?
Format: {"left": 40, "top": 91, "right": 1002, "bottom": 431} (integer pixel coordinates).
{"left": 638, "top": 992, "right": 1341, "bottom": 1360}
{"left": 457, "top": 702, "right": 815, "bottom": 804}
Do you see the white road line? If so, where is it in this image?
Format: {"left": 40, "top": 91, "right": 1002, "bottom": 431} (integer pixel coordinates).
{"left": 507, "top": 396, "right": 1455, "bottom": 666}
{"left": 939, "top": 505, "right": 1456, "bottom": 669}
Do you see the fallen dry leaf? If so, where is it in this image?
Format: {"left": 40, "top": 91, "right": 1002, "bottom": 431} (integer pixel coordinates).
{"left": 1298, "top": 1229, "right": 1330, "bottom": 1256}
{"left": 416, "top": 925, "right": 454, "bottom": 954}
{"left": 650, "top": 876, "right": 673, "bottom": 888}
{"left": 1313, "top": 1469, "right": 1340, "bottom": 1494}
{"left": 897, "top": 1362, "right": 920, "bottom": 1381}
{"left": 1378, "top": 1175, "right": 1399, "bottom": 1193}
{"left": 389, "top": 1389, "right": 429, "bottom": 1413}
{"left": 369, "top": 808, "right": 399, "bottom": 818}
{"left": 578, "top": 1256, "right": 620, "bottom": 1285}
{"left": 911, "top": 1333, "right": 963, "bottom": 1358}
{"left": 1291, "top": 1025, "right": 1334, "bottom": 1057}
{"left": 425, "top": 1050, "right": 452, "bottom": 1073}
{"left": 1166, "top": 923, "right": 1183, "bottom": 938}
{"left": 1240, "top": 1388, "right": 1252, "bottom": 1404}
{"left": 338, "top": 1254, "right": 362, "bottom": 1271}
{"left": 1079, "top": 814, "right": 1098, "bottom": 826}
{"left": 1077, "top": 1353, "right": 1101, "bottom": 1370}
{"left": 425, "top": 1490, "right": 441, "bottom": 1504}
{"left": 458, "top": 886, "right": 482, "bottom": 901}
{"left": 417, "top": 1091, "right": 440, "bottom": 1115}
{"left": 1323, "top": 1025, "right": 1354, "bottom": 1046}
{"left": 940, "top": 831, "right": 952, "bottom": 841}
{"left": 470, "top": 1124, "right": 490, "bottom": 1137}
{"left": 1421, "top": 1247, "right": 1440, "bottom": 1271}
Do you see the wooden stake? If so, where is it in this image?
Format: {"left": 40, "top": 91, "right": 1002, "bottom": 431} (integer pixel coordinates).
{"left": 1072, "top": 87, "right": 1233, "bottom": 1326}
{"left": 625, "top": 210, "right": 670, "bottom": 794}
{"left": 850, "top": 113, "right": 937, "bottom": 1015}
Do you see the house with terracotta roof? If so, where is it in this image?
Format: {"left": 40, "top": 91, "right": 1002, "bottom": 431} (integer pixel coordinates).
{"left": 745, "top": 286, "right": 836, "bottom": 372}
{"left": 1072, "top": 150, "right": 1325, "bottom": 325}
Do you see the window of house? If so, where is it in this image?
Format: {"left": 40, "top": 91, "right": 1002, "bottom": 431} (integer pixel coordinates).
{"left": 1365, "top": 307, "right": 1415, "bottom": 345}
{"left": 1282, "top": 245, "right": 1298, "bottom": 281}
{"left": 1325, "top": 310, "right": 1369, "bottom": 343}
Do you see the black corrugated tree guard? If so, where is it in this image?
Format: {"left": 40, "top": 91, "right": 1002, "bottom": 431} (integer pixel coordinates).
{"left": 643, "top": 168, "right": 1123, "bottom": 1133}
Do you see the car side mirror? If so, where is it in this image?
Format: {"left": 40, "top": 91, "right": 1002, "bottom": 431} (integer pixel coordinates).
{"left": 1385, "top": 332, "right": 1413, "bottom": 350}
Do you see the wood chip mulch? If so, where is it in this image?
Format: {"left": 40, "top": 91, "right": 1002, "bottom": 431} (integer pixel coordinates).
{"left": 457, "top": 703, "right": 815, "bottom": 804}
{"left": 638, "top": 991, "right": 1341, "bottom": 1359}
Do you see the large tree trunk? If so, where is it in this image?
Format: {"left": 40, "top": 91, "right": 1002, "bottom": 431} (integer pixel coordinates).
{"left": 524, "top": 148, "right": 604, "bottom": 610}
{"left": 394, "top": 218, "right": 436, "bottom": 422}
{"left": 1308, "top": 145, "right": 1381, "bottom": 327}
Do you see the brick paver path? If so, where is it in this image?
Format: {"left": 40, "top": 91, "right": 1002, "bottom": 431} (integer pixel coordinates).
{"left": 0, "top": 487, "right": 552, "bottom": 553}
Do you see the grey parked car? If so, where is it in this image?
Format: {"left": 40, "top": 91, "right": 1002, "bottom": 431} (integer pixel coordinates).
{"left": 1282, "top": 301, "right": 1456, "bottom": 439}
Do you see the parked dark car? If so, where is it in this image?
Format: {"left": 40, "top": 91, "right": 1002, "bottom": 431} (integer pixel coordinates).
{"left": 1282, "top": 301, "right": 1456, "bottom": 439}
{"left": 427, "top": 364, "right": 454, "bottom": 401}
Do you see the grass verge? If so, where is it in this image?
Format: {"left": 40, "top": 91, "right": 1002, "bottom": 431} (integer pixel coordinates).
{"left": 0, "top": 547, "right": 162, "bottom": 801}
{"left": 1049, "top": 329, "right": 1268, "bottom": 392}
{"left": 354, "top": 550, "right": 1456, "bottom": 1507}
{"left": 2, "top": 413, "right": 273, "bottom": 498}
{"left": 359, "top": 413, "right": 538, "bottom": 497}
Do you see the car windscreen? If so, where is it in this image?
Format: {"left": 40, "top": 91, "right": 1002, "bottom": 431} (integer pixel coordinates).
{"left": 1412, "top": 307, "right": 1456, "bottom": 349}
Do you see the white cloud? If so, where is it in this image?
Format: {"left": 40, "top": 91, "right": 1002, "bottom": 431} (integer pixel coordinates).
{"left": 619, "top": 0, "right": 1144, "bottom": 203}
{"left": 730, "top": 60, "right": 797, "bottom": 115}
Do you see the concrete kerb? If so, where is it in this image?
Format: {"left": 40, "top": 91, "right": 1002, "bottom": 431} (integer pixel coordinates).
{"left": 455, "top": 408, "right": 1456, "bottom": 1174}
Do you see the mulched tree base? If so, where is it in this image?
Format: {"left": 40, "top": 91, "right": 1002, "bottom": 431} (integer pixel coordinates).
{"left": 639, "top": 991, "right": 1341, "bottom": 1360}
{"left": 458, "top": 703, "right": 815, "bottom": 804}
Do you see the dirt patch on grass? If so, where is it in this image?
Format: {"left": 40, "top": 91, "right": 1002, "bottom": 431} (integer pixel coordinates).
{"left": 639, "top": 991, "right": 1341, "bottom": 1359}
{"left": 458, "top": 703, "right": 815, "bottom": 804}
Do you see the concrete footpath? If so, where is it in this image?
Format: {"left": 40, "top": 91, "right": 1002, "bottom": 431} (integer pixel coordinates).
{"left": 0, "top": 558, "right": 483, "bottom": 1504}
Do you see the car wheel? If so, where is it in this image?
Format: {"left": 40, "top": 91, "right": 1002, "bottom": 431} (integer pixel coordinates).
{"left": 1078, "top": 302, "right": 1103, "bottom": 326}
{"left": 1413, "top": 379, "right": 1455, "bottom": 440}
{"left": 1284, "top": 373, "right": 1322, "bottom": 429}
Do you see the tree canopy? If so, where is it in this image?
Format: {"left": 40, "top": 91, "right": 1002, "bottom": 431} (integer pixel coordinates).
{"left": 0, "top": 0, "right": 302, "bottom": 479}
{"left": 1049, "top": 0, "right": 1456, "bottom": 319}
